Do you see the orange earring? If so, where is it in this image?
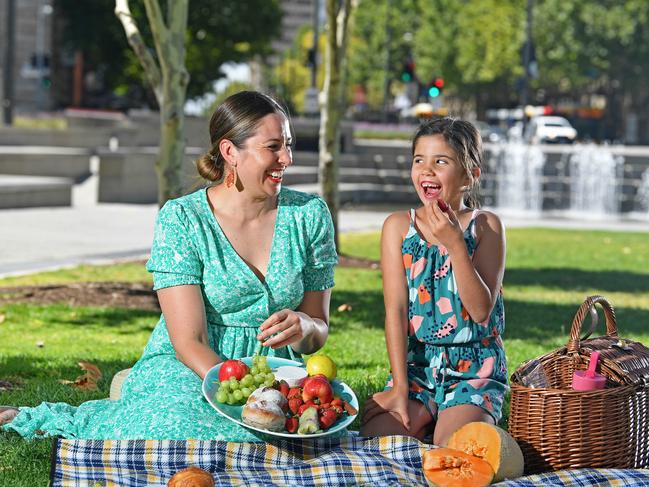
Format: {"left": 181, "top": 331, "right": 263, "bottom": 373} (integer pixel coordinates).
{"left": 225, "top": 171, "right": 235, "bottom": 188}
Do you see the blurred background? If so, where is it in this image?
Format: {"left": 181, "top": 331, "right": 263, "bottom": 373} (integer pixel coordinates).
{"left": 1, "top": 0, "right": 649, "bottom": 218}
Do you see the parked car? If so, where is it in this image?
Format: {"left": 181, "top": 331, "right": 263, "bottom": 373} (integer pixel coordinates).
{"left": 524, "top": 116, "right": 577, "bottom": 144}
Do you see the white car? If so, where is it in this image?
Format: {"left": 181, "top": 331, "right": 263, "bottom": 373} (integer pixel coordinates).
{"left": 525, "top": 116, "right": 577, "bottom": 144}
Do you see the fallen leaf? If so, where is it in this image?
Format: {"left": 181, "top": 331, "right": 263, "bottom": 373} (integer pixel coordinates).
{"left": 0, "top": 313, "right": 5, "bottom": 324}
{"left": 78, "top": 361, "right": 102, "bottom": 380}
{"left": 59, "top": 361, "right": 102, "bottom": 391}
{"left": 337, "top": 303, "right": 353, "bottom": 312}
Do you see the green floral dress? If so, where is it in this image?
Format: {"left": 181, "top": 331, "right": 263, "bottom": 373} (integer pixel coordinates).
{"left": 3, "top": 187, "right": 337, "bottom": 440}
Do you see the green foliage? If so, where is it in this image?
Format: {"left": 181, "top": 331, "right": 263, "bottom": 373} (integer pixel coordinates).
{"left": 348, "top": 0, "right": 421, "bottom": 109}
{"left": 56, "top": 0, "right": 282, "bottom": 105}
{"left": 414, "top": 0, "right": 525, "bottom": 97}
{"left": 533, "top": 0, "right": 649, "bottom": 94}
{"left": 272, "top": 25, "right": 326, "bottom": 114}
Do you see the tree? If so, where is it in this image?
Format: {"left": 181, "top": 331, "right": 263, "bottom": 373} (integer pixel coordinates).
{"left": 414, "top": 0, "right": 525, "bottom": 114}
{"left": 319, "top": 0, "right": 356, "bottom": 250}
{"left": 115, "top": 0, "right": 188, "bottom": 205}
{"left": 348, "top": 0, "right": 421, "bottom": 110}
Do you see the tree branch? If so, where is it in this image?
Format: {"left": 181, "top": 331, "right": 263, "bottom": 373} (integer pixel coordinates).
{"left": 115, "top": 0, "right": 162, "bottom": 102}
{"left": 142, "top": 0, "right": 170, "bottom": 72}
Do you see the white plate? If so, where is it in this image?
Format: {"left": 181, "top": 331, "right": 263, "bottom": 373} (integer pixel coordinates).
{"left": 202, "top": 356, "right": 358, "bottom": 439}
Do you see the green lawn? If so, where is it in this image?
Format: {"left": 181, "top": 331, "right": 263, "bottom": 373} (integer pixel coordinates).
{"left": 1, "top": 227, "right": 648, "bottom": 485}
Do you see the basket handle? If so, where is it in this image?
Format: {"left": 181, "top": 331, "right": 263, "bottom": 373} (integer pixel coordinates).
{"left": 567, "top": 295, "right": 618, "bottom": 354}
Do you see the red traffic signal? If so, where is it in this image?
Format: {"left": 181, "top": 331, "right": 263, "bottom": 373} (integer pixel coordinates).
{"left": 433, "top": 77, "right": 444, "bottom": 89}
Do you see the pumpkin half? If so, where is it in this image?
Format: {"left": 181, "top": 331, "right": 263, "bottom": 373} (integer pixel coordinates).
{"left": 422, "top": 448, "right": 494, "bottom": 487}
{"left": 447, "top": 422, "right": 524, "bottom": 482}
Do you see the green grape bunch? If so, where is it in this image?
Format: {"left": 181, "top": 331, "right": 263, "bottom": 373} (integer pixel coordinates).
{"left": 215, "top": 355, "right": 276, "bottom": 405}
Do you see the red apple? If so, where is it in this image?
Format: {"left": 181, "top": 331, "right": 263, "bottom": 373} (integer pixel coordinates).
{"left": 302, "top": 375, "right": 334, "bottom": 404}
{"left": 218, "top": 359, "right": 249, "bottom": 382}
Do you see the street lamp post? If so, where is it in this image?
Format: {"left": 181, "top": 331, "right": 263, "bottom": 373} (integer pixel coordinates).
{"left": 303, "top": 0, "right": 320, "bottom": 116}
{"left": 521, "top": 0, "right": 533, "bottom": 133}
{"left": 2, "top": 0, "right": 16, "bottom": 125}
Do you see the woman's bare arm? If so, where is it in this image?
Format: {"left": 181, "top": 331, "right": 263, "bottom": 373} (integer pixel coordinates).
{"left": 157, "top": 285, "right": 220, "bottom": 379}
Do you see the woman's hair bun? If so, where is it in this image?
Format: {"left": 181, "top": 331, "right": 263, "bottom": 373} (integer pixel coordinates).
{"left": 196, "top": 152, "right": 224, "bottom": 183}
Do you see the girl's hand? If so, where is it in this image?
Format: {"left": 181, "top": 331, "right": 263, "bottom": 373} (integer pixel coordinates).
{"left": 424, "top": 199, "right": 464, "bottom": 251}
{"left": 257, "top": 309, "right": 314, "bottom": 349}
{"left": 362, "top": 388, "right": 411, "bottom": 430}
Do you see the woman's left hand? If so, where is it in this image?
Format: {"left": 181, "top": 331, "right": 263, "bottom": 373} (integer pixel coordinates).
{"left": 257, "top": 309, "right": 314, "bottom": 349}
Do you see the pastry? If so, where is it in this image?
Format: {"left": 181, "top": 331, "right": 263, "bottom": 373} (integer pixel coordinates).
{"left": 241, "top": 386, "right": 288, "bottom": 431}
{"left": 241, "top": 400, "right": 286, "bottom": 431}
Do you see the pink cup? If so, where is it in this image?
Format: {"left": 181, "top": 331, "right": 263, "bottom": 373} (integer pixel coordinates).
{"left": 572, "top": 351, "right": 607, "bottom": 391}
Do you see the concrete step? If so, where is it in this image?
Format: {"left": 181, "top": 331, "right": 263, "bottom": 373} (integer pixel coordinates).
{"left": 0, "top": 174, "right": 73, "bottom": 208}
{"left": 0, "top": 146, "right": 93, "bottom": 180}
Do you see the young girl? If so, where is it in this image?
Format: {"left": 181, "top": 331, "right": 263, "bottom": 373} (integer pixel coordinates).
{"left": 360, "top": 117, "right": 508, "bottom": 446}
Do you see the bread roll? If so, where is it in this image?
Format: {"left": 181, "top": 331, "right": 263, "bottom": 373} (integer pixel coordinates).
{"left": 241, "top": 400, "right": 286, "bottom": 431}
{"left": 167, "top": 466, "right": 214, "bottom": 487}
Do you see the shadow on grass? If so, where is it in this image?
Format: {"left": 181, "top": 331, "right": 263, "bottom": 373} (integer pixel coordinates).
{"left": 505, "top": 298, "right": 649, "bottom": 344}
{"left": 0, "top": 355, "right": 136, "bottom": 406}
{"left": 330, "top": 287, "right": 649, "bottom": 346}
{"left": 45, "top": 308, "right": 158, "bottom": 334}
{"left": 505, "top": 268, "right": 649, "bottom": 293}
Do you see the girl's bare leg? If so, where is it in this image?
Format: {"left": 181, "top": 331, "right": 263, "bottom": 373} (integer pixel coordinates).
{"left": 360, "top": 399, "right": 434, "bottom": 441}
{"left": 433, "top": 404, "right": 494, "bottom": 446}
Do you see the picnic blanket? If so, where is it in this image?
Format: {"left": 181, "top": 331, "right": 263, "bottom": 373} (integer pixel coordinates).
{"left": 50, "top": 435, "right": 649, "bottom": 486}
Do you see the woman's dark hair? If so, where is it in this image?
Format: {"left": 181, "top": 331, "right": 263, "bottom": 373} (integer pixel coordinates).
{"left": 196, "top": 91, "right": 291, "bottom": 183}
{"left": 412, "top": 117, "right": 483, "bottom": 208}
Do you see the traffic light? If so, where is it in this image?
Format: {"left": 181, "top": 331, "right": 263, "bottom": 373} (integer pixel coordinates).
{"left": 428, "top": 77, "right": 444, "bottom": 98}
{"left": 401, "top": 61, "right": 415, "bottom": 83}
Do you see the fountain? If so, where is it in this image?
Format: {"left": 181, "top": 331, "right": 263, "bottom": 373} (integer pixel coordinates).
{"left": 567, "top": 144, "right": 624, "bottom": 218}
{"left": 490, "top": 142, "right": 545, "bottom": 215}
{"left": 636, "top": 168, "right": 649, "bottom": 215}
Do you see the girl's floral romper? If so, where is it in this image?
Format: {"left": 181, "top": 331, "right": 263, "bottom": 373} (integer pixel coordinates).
{"left": 386, "top": 208, "right": 508, "bottom": 421}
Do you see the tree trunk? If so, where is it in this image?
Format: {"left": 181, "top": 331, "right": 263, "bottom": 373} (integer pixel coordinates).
{"left": 116, "top": 0, "right": 189, "bottom": 207}
{"left": 319, "top": 0, "right": 354, "bottom": 251}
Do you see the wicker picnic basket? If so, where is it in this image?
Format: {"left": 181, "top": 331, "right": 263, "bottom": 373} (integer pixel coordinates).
{"left": 508, "top": 295, "right": 649, "bottom": 474}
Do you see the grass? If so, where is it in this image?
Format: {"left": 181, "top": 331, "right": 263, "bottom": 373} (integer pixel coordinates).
{"left": 1, "top": 227, "right": 648, "bottom": 485}
{"left": 13, "top": 116, "right": 68, "bottom": 131}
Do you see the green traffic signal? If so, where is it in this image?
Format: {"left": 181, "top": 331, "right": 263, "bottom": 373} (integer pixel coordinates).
{"left": 401, "top": 72, "right": 412, "bottom": 82}
{"left": 428, "top": 86, "right": 440, "bottom": 97}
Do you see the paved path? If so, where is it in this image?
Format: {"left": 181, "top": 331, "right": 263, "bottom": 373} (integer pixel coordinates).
{"left": 1, "top": 201, "right": 647, "bottom": 278}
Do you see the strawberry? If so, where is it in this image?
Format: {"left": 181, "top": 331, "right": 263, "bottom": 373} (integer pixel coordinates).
{"left": 277, "top": 380, "right": 290, "bottom": 398}
{"left": 437, "top": 198, "right": 449, "bottom": 212}
{"left": 319, "top": 402, "right": 330, "bottom": 409}
{"left": 285, "top": 417, "right": 298, "bottom": 434}
{"left": 331, "top": 397, "right": 343, "bottom": 408}
{"left": 288, "top": 397, "right": 303, "bottom": 415}
{"left": 319, "top": 408, "right": 338, "bottom": 430}
{"left": 287, "top": 387, "right": 302, "bottom": 400}
{"left": 331, "top": 405, "right": 344, "bottom": 417}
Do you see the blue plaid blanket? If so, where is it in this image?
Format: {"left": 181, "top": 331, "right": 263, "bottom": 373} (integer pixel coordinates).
{"left": 51, "top": 436, "right": 649, "bottom": 486}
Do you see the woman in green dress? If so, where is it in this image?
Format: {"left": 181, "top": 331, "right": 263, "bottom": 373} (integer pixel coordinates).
{"left": 1, "top": 91, "right": 337, "bottom": 440}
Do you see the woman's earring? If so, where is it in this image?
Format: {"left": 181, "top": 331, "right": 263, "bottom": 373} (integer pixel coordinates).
{"left": 225, "top": 170, "right": 235, "bottom": 188}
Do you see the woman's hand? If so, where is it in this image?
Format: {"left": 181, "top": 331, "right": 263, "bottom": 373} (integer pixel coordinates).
{"left": 362, "top": 388, "right": 411, "bottom": 430}
{"left": 257, "top": 309, "right": 315, "bottom": 349}
{"left": 423, "top": 199, "right": 464, "bottom": 251}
